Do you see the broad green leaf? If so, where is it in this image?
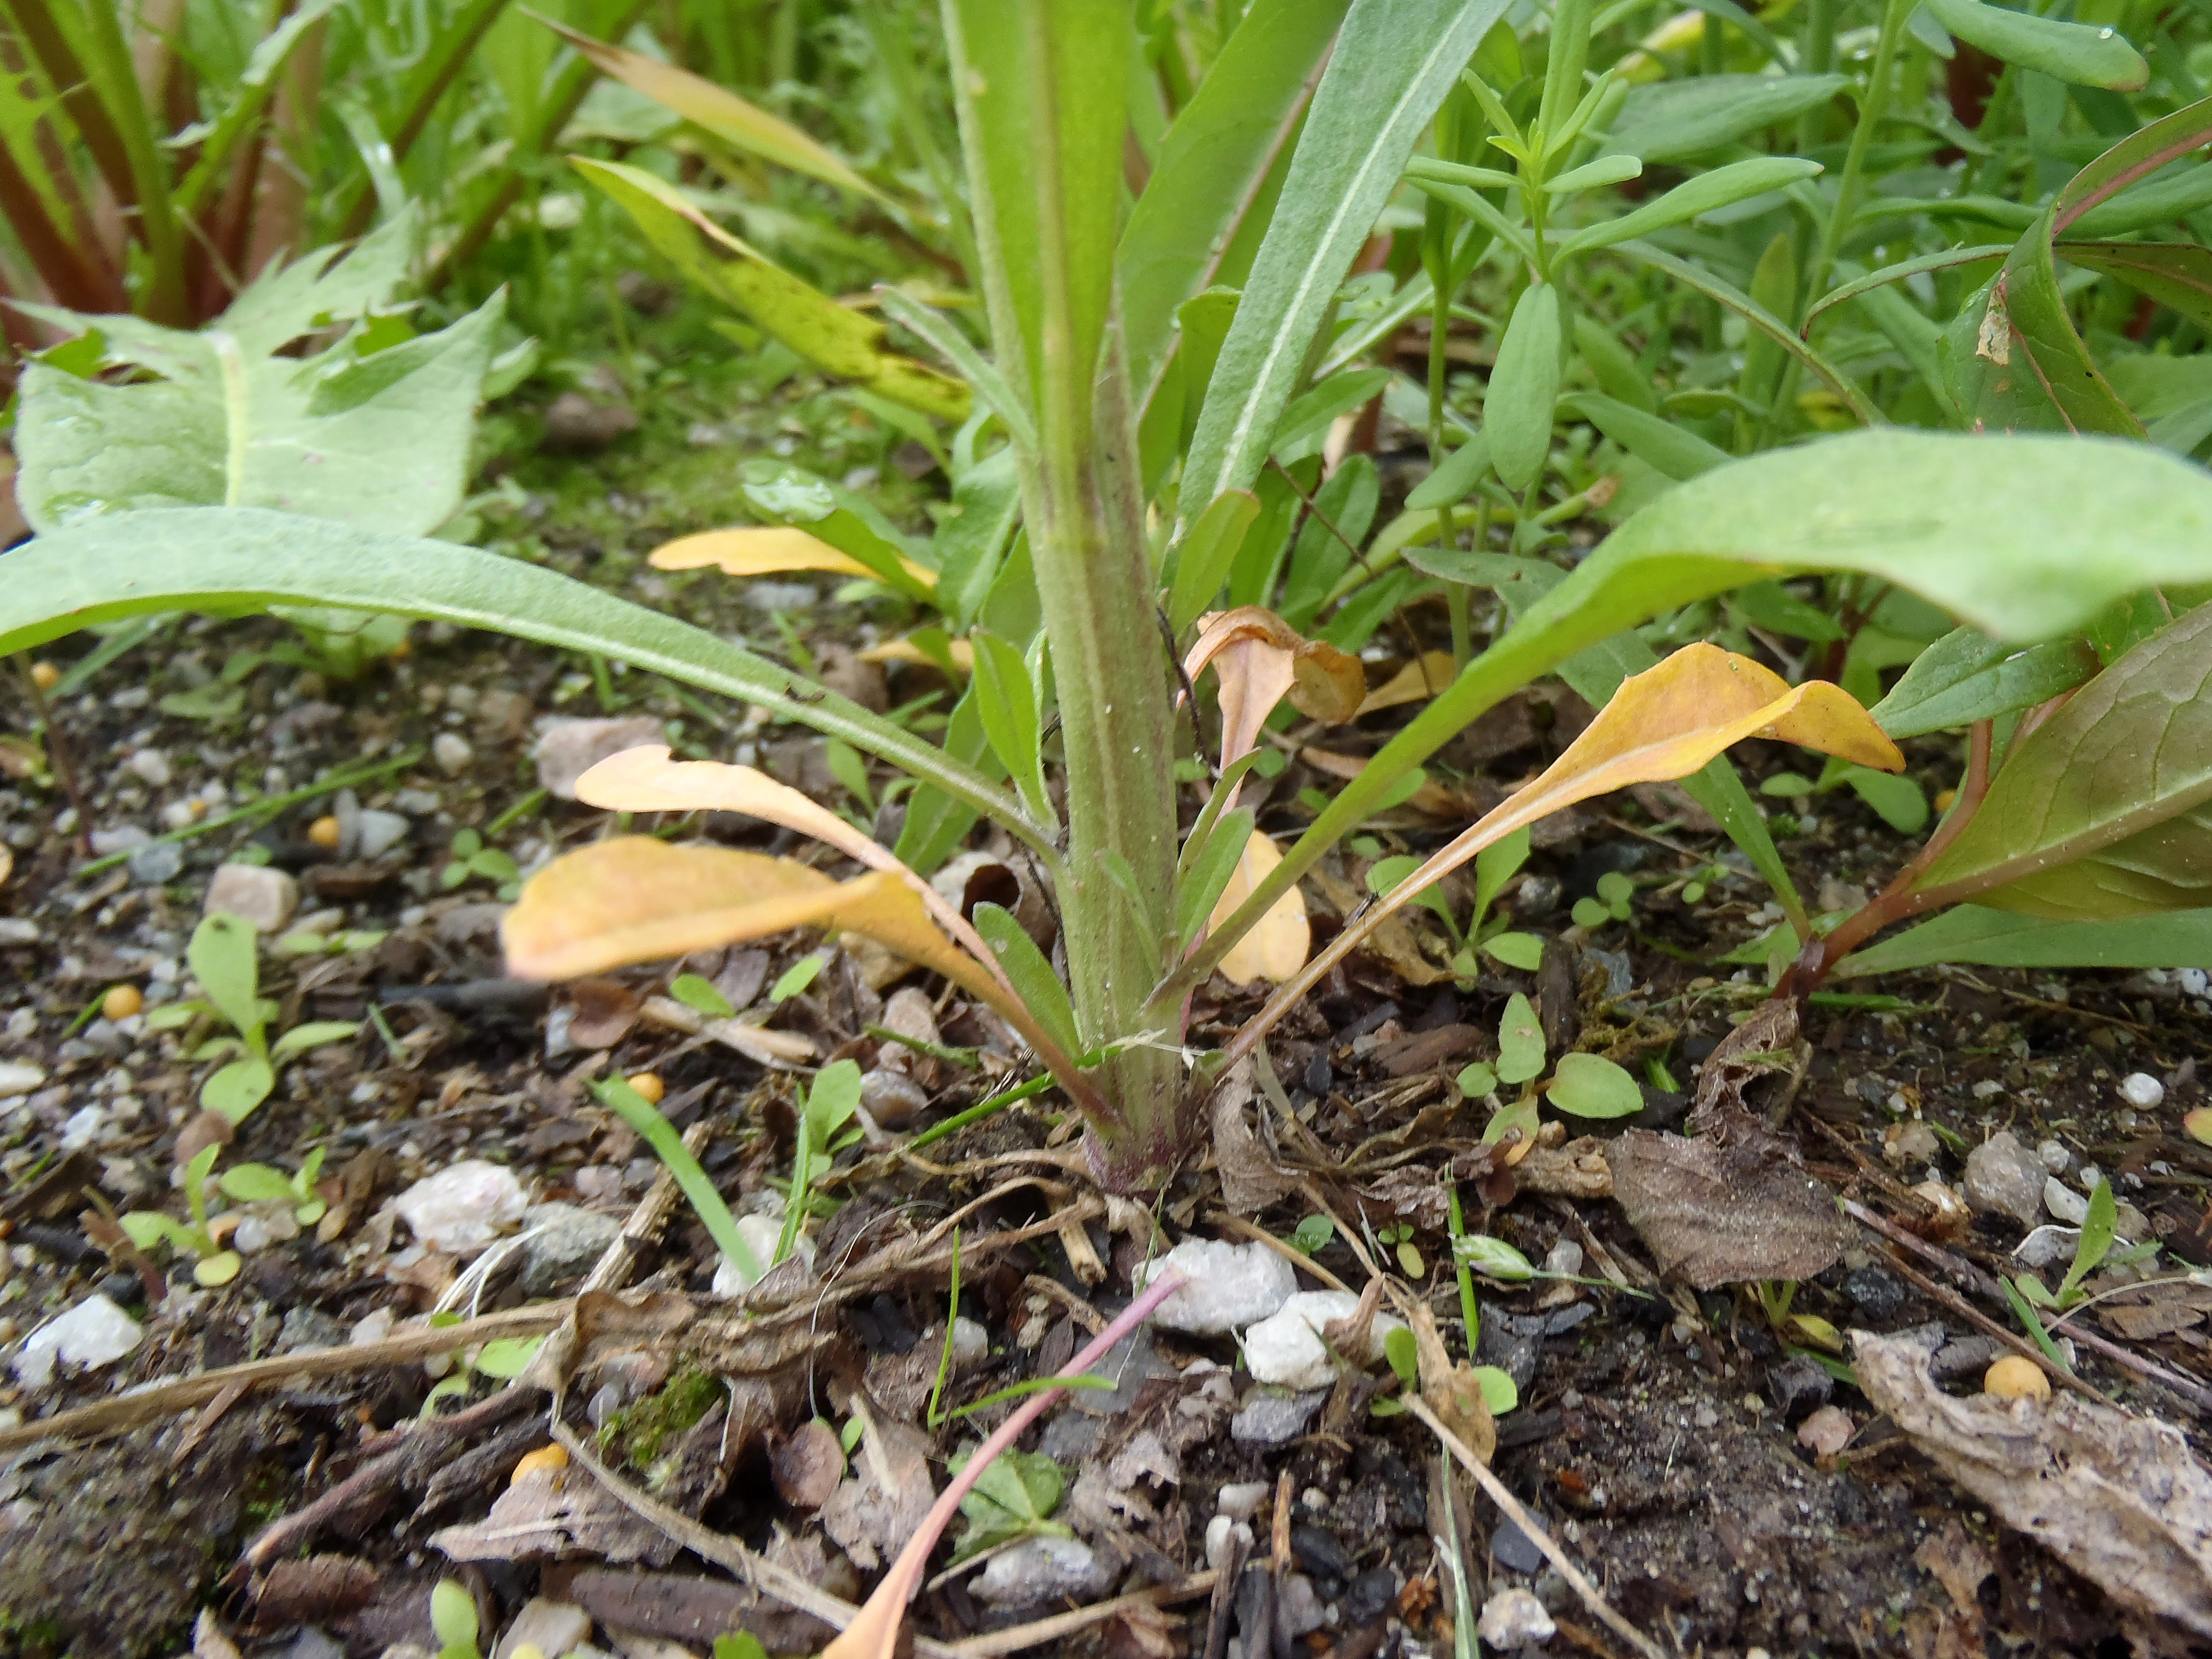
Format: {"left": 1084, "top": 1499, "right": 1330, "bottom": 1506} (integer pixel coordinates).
{"left": 1602, "top": 74, "right": 1848, "bottom": 164}
{"left": 1941, "top": 217, "right": 2143, "bottom": 438}
{"left": 204, "top": 1055, "right": 276, "bottom": 1124}
{"left": 1835, "top": 904, "right": 2212, "bottom": 975}
{"left": 1739, "top": 232, "right": 1797, "bottom": 413}
{"left": 1839, "top": 767, "right": 1928, "bottom": 834}
{"left": 2060, "top": 241, "right": 2212, "bottom": 335}
{"left": 971, "top": 629, "right": 1052, "bottom": 824}
{"left": 1457, "top": 1061, "right": 1499, "bottom": 1096}
{"left": 1273, "top": 366, "right": 1392, "bottom": 459}
{"left": 14, "top": 289, "right": 502, "bottom": 538}
{"left": 574, "top": 158, "right": 967, "bottom": 421}
{"left": 535, "top": 15, "right": 886, "bottom": 201}
{"left": 1559, "top": 157, "right": 1822, "bottom": 257}
{"left": 1483, "top": 932, "right": 1545, "bottom": 969}
{"left": 1545, "top": 154, "right": 1642, "bottom": 194}
{"left": 1497, "top": 992, "right": 1546, "bottom": 1085}
{"left": 0, "top": 508, "right": 1041, "bottom": 852}
{"left": 1473, "top": 826, "right": 1532, "bottom": 929}
{"left": 430, "top": 1581, "right": 479, "bottom": 1652}
{"left": 1869, "top": 626, "right": 2101, "bottom": 739}
{"left": 1119, "top": 0, "right": 1352, "bottom": 419}
{"left": 1923, "top": 0, "right": 2146, "bottom": 89}
{"left": 806, "top": 1059, "right": 866, "bottom": 1145}
{"left": 1559, "top": 393, "right": 1729, "bottom": 482}
{"left": 218, "top": 1165, "right": 298, "bottom": 1205}
{"left": 1546, "top": 1052, "right": 1643, "bottom": 1117}
{"left": 1404, "top": 434, "right": 1493, "bottom": 511}
{"left": 1182, "top": 0, "right": 1512, "bottom": 510}
{"left": 973, "top": 901, "right": 1085, "bottom": 1063}
{"left": 189, "top": 912, "right": 266, "bottom": 1048}
{"left": 934, "top": 448, "right": 1024, "bottom": 632}
{"left": 1167, "top": 490, "right": 1264, "bottom": 632}
{"left": 1488, "top": 285, "right": 1562, "bottom": 492}
{"left": 1915, "top": 605, "right": 2212, "bottom": 918}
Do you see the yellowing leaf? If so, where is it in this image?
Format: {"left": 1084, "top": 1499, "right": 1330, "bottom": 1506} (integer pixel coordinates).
{"left": 1225, "top": 645, "right": 1900, "bottom": 1069}
{"left": 572, "top": 746, "right": 1003, "bottom": 993}
{"left": 573, "top": 157, "right": 969, "bottom": 422}
{"left": 1183, "top": 607, "right": 1364, "bottom": 774}
{"left": 1208, "top": 829, "right": 1310, "bottom": 985}
{"left": 536, "top": 15, "right": 888, "bottom": 203}
{"left": 1357, "top": 650, "right": 1458, "bottom": 716}
{"left": 857, "top": 637, "right": 976, "bottom": 673}
{"left": 653, "top": 527, "right": 938, "bottom": 591}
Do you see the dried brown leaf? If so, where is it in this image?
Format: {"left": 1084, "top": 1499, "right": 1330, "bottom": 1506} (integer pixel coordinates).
{"left": 431, "top": 1462, "right": 679, "bottom": 1567}
{"left": 1410, "top": 1301, "right": 1494, "bottom": 1464}
{"left": 1212, "top": 1059, "right": 1298, "bottom": 1215}
{"left": 1208, "top": 830, "right": 1310, "bottom": 986}
{"left": 1855, "top": 1328, "right": 2212, "bottom": 1640}
{"left": 252, "top": 1556, "right": 380, "bottom": 1628}
{"left": 819, "top": 1399, "right": 936, "bottom": 1572}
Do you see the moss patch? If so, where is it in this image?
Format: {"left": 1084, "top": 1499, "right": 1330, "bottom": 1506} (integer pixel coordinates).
{"left": 598, "top": 1365, "right": 722, "bottom": 1471}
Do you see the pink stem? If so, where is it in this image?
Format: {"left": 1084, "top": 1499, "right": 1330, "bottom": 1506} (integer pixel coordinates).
{"left": 828, "top": 1268, "right": 1189, "bottom": 1655}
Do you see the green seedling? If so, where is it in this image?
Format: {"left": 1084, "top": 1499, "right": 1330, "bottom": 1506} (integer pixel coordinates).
{"left": 1287, "top": 1214, "right": 1335, "bottom": 1257}
{"left": 949, "top": 1446, "right": 1069, "bottom": 1563}
{"left": 1571, "top": 870, "right": 1638, "bottom": 930}
{"left": 670, "top": 973, "right": 737, "bottom": 1019}
{"left": 593, "top": 1072, "right": 761, "bottom": 1285}
{"left": 1759, "top": 758, "right": 1929, "bottom": 836}
{"left": 120, "top": 1143, "right": 240, "bottom": 1287}
{"left": 1454, "top": 1232, "right": 1646, "bottom": 1300}
{"left": 145, "top": 912, "right": 360, "bottom": 1124}
{"left": 1376, "top": 1221, "right": 1426, "bottom": 1278}
{"left": 1460, "top": 992, "right": 1646, "bottom": 1144}
{"left": 2011, "top": 1180, "right": 2157, "bottom": 1315}
{"left": 769, "top": 952, "right": 831, "bottom": 1004}
{"left": 218, "top": 1148, "right": 329, "bottom": 1228}
{"left": 441, "top": 828, "right": 521, "bottom": 897}
{"left": 1368, "top": 825, "right": 1544, "bottom": 975}
{"left": 778, "top": 1060, "right": 865, "bottom": 1266}
{"left": 420, "top": 1328, "right": 544, "bottom": 1418}
{"left": 430, "top": 1579, "right": 481, "bottom": 1659}
{"left": 1755, "top": 1279, "right": 1843, "bottom": 1353}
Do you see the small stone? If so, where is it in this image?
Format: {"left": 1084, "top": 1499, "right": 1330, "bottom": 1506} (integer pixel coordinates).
{"left": 1135, "top": 1239, "right": 1297, "bottom": 1335}
{"left": 278, "top": 1307, "right": 346, "bottom": 1353}
{"left": 1842, "top": 1266, "right": 1905, "bottom": 1319}
{"left": 59, "top": 1104, "right": 107, "bottom": 1149}
{"left": 2013, "top": 1224, "right": 2080, "bottom": 1267}
{"left": 492, "top": 1598, "right": 592, "bottom": 1659}
{"left": 1490, "top": 1519, "right": 1547, "bottom": 1574}
{"left": 1796, "top": 1405, "right": 1855, "bottom": 1457}
{"left": 126, "top": 749, "right": 172, "bottom": 787}
{"left": 355, "top": 809, "right": 411, "bottom": 859}
{"left": 393, "top": 1159, "right": 528, "bottom": 1252}
{"left": 475, "top": 689, "right": 534, "bottom": 742}
{"left": 1541, "top": 1239, "right": 1584, "bottom": 1278}
{"left": 1277, "top": 1574, "right": 1325, "bottom": 1638}
{"left": 1230, "top": 1388, "right": 1328, "bottom": 1446}
{"left": 858, "top": 1067, "right": 929, "bottom": 1128}
{"left": 2183, "top": 968, "right": 2211, "bottom": 998}
{"left": 90, "top": 825, "right": 150, "bottom": 856}
{"left": 2037, "top": 1139, "right": 2071, "bottom": 1173}
{"left": 1883, "top": 1120, "right": 1941, "bottom": 1166}
{"left": 1766, "top": 1354, "right": 1834, "bottom": 1423}
{"left": 973, "top": 1536, "right": 1114, "bottom": 1606}
{"left": 1983, "top": 1355, "right": 2051, "bottom": 1403}
{"left": 951, "top": 1316, "right": 989, "bottom": 1368}
{"left": 1216, "top": 1481, "right": 1270, "bottom": 1521}
{"left": 0, "top": 919, "right": 40, "bottom": 945}
{"left": 1205, "top": 1516, "right": 1245, "bottom": 1571}
{"left": 1242, "top": 1291, "right": 1405, "bottom": 1391}
{"left": 2118, "top": 1071, "right": 2165, "bottom": 1109}
{"left": 533, "top": 716, "right": 665, "bottom": 800}
{"left": 519, "top": 1202, "right": 624, "bottom": 1294}
{"left": 1963, "top": 1130, "right": 2045, "bottom": 1225}
{"left": 2043, "top": 1178, "right": 2089, "bottom": 1225}
{"left": 431, "top": 733, "right": 474, "bottom": 776}
{"left": 205, "top": 863, "right": 299, "bottom": 932}
{"left": 542, "top": 392, "right": 638, "bottom": 453}
{"left": 0, "top": 1061, "right": 46, "bottom": 1098}
{"left": 128, "top": 841, "right": 183, "bottom": 885}
{"left": 233, "top": 1214, "right": 273, "bottom": 1254}
{"left": 712, "top": 1213, "right": 806, "bottom": 1294}
{"left": 1478, "top": 1587, "right": 1556, "bottom": 1648}
{"left": 12, "top": 1293, "right": 143, "bottom": 1389}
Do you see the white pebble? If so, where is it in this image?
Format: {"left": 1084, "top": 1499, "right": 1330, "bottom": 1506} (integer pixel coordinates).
{"left": 1478, "top": 1587, "right": 1556, "bottom": 1648}
{"left": 432, "top": 733, "right": 475, "bottom": 776}
{"left": 2037, "top": 1140, "right": 2070, "bottom": 1173}
{"left": 0, "top": 1061, "right": 46, "bottom": 1098}
{"left": 1216, "top": 1481, "right": 1270, "bottom": 1520}
{"left": 1135, "top": 1239, "right": 1297, "bottom": 1335}
{"left": 2118, "top": 1072, "right": 2164, "bottom": 1109}
{"left": 1971, "top": 1079, "right": 2005, "bottom": 1099}
{"left": 1242, "top": 1291, "right": 1406, "bottom": 1391}
{"left": 126, "top": 749, "right": 172, "bottom": 787}
{"left": 233, "top": 1214, "right": 272, "bottom": 1254}
{"left": 951, "top": 1316, "right": 989, "bottom": 1368}
{"left": 2043, "top": 1178, "right": 2089, "bottom": 1226}
{"left": 12, "top": 1294, "right": 143, "bottom": 1389}
{"left": 393, "top": 1159, "right": 527, "bottom": 1252}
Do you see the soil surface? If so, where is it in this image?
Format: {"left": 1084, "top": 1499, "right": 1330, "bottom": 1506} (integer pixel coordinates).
{"left": 4, "top": 384, "right": 2210, "bottom": 1659}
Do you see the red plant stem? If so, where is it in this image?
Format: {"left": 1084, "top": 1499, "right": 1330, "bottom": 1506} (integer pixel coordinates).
{"left": 825, "top": 1269, "right": 1188, "bottom": 1658}
{"left": 1788, "top": 718, "right": 1993, "bottom": 993}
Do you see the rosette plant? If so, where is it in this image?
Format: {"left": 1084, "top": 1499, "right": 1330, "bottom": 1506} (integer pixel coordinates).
{"left": 15, "top": 1, "right": 2212, "bottom": 1190}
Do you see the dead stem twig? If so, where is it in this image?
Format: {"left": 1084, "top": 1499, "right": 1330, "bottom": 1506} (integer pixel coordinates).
{"left": 1405, "top": 1395, "right": 1666, "bottom": 1659}
{"left": 0, "top": 1302, "right": 571, "bottom": 1455}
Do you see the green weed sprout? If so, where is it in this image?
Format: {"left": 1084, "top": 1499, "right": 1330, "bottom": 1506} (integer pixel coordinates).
{"left": 120, "top": 1144, "right": 239, "bottom": 1288}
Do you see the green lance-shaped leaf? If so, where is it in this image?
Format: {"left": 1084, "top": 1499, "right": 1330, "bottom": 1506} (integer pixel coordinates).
{"left": 1558, "top": 157, "right": 1821, "bottom": 258}
{"left": 2056, "top": 242, "right": 2212, "bottom": 336}
{"left": 972, "top": 902, "right": 1085, "bottom": 1062}
{"left": 1602, "top": 74, "right": 1849, "bottom": 165}
{"left": 1166, "top": 490, "right": 1264, "bottom": 633}
{"left": 1870, "top": 625, "right": 2101, "bottom": 739}
{"left": 573, "top": 158, "right": 968, "bottom": 422}
{"left": 1487, "top": 284, "right": 1562, "bottom": 492}
{"left": 1559, "top": 393, "right": 1730, "bottom": 482}
{"left": 1922, "top": 0, "right": 2146, "bottom": 90}
{"left": 0, "top": 508, "right": 1049, "bottom": 857}
{"left": 1182, "top": 0, "right": 1512, "bottom": 512}
{"left": 1835, "top": 905, "right": 2212, "bottom": 976}
{"left": 1118, "top": 0, "right": 1351, "bottom": 424}
{"left": 970, "top": 629, "right": 1053, "bottom": 827}
{"left": 1912, "top": 603, "right": 2212, "bottom": 920}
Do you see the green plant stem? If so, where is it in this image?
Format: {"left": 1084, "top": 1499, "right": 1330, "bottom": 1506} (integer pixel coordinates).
{"left": 904, "top": 1072, "right": 1056, "bottom": 1152}
{"left": 1445, "top": 1180, "right": 1481, "bottom": 1356}
{"left": 1805, "top": 0, "right": 1913, "bottom": 310}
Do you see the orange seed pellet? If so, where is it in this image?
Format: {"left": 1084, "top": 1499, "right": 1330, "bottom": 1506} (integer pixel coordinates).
{"left": 626, "top": 1071, "right": 665, "bottom": 1105}
{"left": 102, "top": 984, "right": 143, "bottom": 1021}
{"left": 307, "top": 815, "right": 343, "bottom": 850}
